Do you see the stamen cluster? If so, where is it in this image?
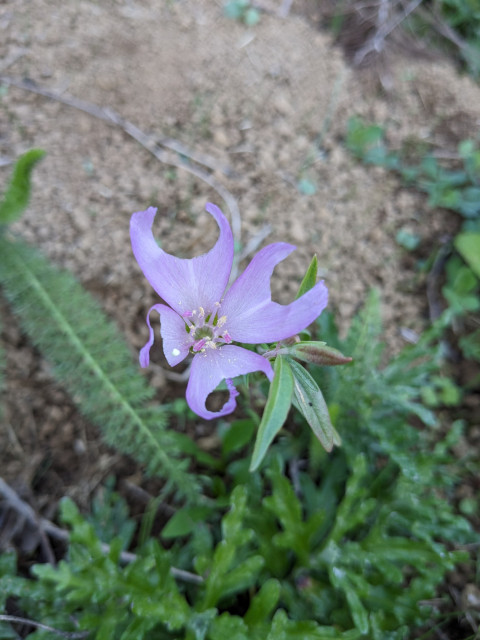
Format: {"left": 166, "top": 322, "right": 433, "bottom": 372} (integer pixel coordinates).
{"left": 183, "top": 303, "right": 232, "bottom": 352}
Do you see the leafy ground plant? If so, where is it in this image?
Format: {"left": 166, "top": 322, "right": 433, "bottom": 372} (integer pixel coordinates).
{"left": 0, "top": 150, "right": 477, "bottom": 639}
{"left": 0, "top": 293, "right": 475, "bottom": 639}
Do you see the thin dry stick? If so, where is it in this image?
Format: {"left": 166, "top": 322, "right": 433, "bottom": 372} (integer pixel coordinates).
{"left": 236, "top": 224, "right": 271, "bottom": 265}
{"left": 0, "top": 477, "right": 204, "bottom": 584}
{"left": 0, "top": 75, "right": 242, "bottom": 254}
{"left": 0, "top": 615, "right": 89, "bottom": 640}
{"left": 354, "top": 0, "right": 424, "bottom": 64}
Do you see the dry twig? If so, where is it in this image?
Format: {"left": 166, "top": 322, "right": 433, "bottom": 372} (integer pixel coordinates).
{"left": 354, "top": 0, "right": 424, "bottom": 65}
{"left": 0, "top": 615, "right": 89, "bottom": 640}
{"left": 0, "top": 74, "right": 242, "bottom": 257}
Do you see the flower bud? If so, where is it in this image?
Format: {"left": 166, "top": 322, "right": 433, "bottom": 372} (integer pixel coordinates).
{"left": 287, "top": 341, "right": 352, "bottom": 366}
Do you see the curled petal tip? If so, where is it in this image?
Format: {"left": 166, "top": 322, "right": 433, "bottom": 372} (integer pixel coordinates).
{"left": 139, "top": 343, "right": 151, "bottom": 368}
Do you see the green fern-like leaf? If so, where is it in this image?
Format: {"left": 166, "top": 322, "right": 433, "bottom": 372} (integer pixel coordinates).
{"left": 0, "top": 236, "right": 200, "bottom": 499}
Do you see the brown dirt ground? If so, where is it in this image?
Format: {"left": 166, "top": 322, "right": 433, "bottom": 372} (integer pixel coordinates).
{"left": 0, "top": 0, "right": 479, "bottom": 628}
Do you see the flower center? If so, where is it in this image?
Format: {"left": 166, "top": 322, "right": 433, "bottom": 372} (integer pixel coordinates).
{"left": 183, "top": 303, "right": 232, "bottom": 352}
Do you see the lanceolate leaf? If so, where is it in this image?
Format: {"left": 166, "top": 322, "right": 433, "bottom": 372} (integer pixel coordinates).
{"left": 0, "top": 149, "right": 46, "bottom": 225}
{"left": 0, "top": 237, "right": 200, "bottom": 499}
{"left": 250, "top": 356, "right": 293, "bottom": 472}
{"left": 296, "top": 254, "right": 318, "bottom": 299}
{"left": 289, "top": 359, "right": 341, "bottom": 452}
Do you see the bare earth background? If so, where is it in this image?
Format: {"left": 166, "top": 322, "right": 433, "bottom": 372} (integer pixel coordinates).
{"left": 1, "top": 1, "right": 479, "bottom": 509}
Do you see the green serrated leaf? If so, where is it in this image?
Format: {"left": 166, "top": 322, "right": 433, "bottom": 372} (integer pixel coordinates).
{"left": 0, "top": 149, "right": 45, "bottom": 225}
{"left": 289, "top": 359, "right": 340, "bottom": 451}
{"left": 296, "top": 254, "right": 318, "bottom": 299}
{"left": 250, "top": 356, "right": 293, "bottom": 471}
{"left": 0, "top": 237, "right": 199, "bottom": 499}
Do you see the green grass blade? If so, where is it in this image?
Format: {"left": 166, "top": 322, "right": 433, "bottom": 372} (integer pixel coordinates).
{"left": 0, "top": 237, "right": 200, "bottom": 499}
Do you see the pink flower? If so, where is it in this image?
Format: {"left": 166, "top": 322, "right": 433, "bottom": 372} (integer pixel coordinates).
{"left": 130, "top": 203, "right": 328, "bottom": 420}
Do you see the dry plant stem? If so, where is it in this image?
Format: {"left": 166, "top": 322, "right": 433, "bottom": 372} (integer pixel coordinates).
{"left": 0, "top": 477, "right": 67, "bottom": 541}
{"left": 236, "top": 223, "right": 271, "bottom": 263}
{"left": 0, "top": 615, "right": 89, "bottom": 639}
{"left": 426, "top": 241, "right": 451, "bottom": 322}
{"left": 416, "top": 5, "right": 469, "bottom": 52}
{"left": 0, "top": 75, "right": 242, "bottom": 254}
{"left": 0, "top": 477, "right": 204, "bottom": 584}
{"left": 354, "top": 0, "right": 424, "bottom": 64}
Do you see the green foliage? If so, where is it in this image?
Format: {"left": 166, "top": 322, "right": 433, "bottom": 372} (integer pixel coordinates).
{"left": 0, "top": 147, "right": 475, "bottom": 639}
{"left": 1, "top": 292, "right": 474, "bottom": 640}
{"left": 442, "top": 252, "right": 480, "bottom": 367}
{"left": 0, "top": 149, "right": 46, "bottom": 226}
{"left": 454, "top": 231, "right": 480, "bottom": 278}
{"left": 395, "top": 228, "right": 421, "bottom": 251}
{"left": 346, "top": 118, "right": 480, "bottom": 222}
{"left": 295, "top": 254, "right": 318, "bottom": 300}
{"left": 297, "top": 177, "right": 317, "bottom": 196}
{"left": 0, "top": 236, "right": 201, "bottom": 499}
{"left": 346, "top": 118, "right": 480, "bottom": 368}
{"left": 0, "top": 315, "right": 4, "bottom": 420}
{"left": 425, "top": 0, "right": 480, "bottom": 77}
{"left": 250, "top": 355, "right": 294, "bottom": 471}
{"left": 87, "top": 476, "right": 136, "bottom": 549}
{"left": 223, "top": 0, "right": 260, "bottom": 26}
{"left": 290, "top": 358, "right": 341, "bottom": 452}
{"left": 250, "top": 254, "right": 345, "bottom": 469}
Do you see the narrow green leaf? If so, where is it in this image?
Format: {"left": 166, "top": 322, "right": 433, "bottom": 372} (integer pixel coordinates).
{"left": 296, "top": 254, "right": 318, "bottom": 299}
{"left": 244, "top": 579, "right": 281, "bottom": 626}
{"left": 0, "top": 149, "right": 46, "bottom": 225}
{"left": 330, "top": 567, "right": 369, "bottom": 634}
{"left": 455, "top": 232, "right": 480, "bottom": 279}
{"left": 289, "top": 359, "right": 341, "bottom": 451}
{"left": 250, "top": 356, "right": 293, "bottom": 472}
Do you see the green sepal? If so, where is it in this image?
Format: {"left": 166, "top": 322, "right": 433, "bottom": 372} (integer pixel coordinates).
{"left": 289, "top": 359, "right": 341, "bottom": 452}
{"left": 250, "top": 356, "right": 294, "bottom": 472}
{"left": 0, "top": 149, "right": 46, "bottom": 226}
{"left": 296, "top": 254, "right": 318, "bottom": 299}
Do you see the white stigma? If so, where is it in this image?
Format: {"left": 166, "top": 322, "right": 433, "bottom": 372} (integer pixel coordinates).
{"left": 172, "top": 348, "right": 180, "bottom": 356}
